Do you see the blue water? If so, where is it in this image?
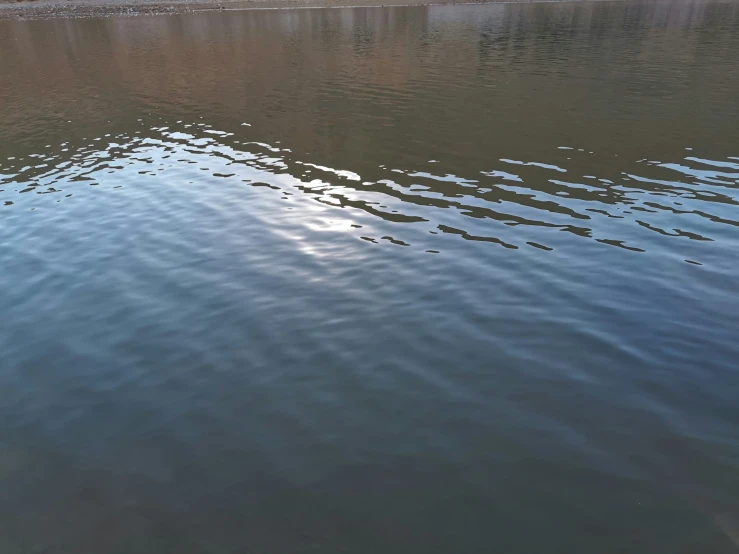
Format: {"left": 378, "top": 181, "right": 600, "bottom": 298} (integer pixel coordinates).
{"left": 1, "top": 2, "right": 738, "bottom": 552}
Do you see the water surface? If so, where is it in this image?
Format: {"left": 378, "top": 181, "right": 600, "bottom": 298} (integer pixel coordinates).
{"left": 1, "top": 2, "right": 739, "bottom": 552}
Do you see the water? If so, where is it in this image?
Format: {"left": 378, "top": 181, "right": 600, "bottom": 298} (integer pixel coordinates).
{"left": 1, "top": 1, "right": 739, "bottom": 552}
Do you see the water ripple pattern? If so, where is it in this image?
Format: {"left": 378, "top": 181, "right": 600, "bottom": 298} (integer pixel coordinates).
{"left": 2, "top": 120, "right": 738, "bottom": 263}
{"left": 1, "top": 2, "right": 739, "bottom": 554}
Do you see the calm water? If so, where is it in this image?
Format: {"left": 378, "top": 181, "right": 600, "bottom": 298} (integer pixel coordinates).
{"left": 1, "top": 1, "right": 739, "bottom": 552}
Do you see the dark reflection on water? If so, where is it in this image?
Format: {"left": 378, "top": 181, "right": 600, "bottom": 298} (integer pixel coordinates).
{"left": 1, "top": 2, "right": 739, "bottom": 553}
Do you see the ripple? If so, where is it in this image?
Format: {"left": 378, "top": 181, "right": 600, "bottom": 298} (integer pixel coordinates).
{"left": 2, "top": 120, "right": 738, "bottom": 261}
{"left": 2, "top": 3, "right": 739, "bottom": 553}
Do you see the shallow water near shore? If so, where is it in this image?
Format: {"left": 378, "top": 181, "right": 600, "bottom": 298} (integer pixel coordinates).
{"left": 1, "top": 1, "right": 739, "bottom": 552}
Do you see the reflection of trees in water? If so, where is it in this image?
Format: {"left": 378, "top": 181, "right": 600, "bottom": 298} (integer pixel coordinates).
{"left": 3, "top": 1, "right": 737, "bottom": 94}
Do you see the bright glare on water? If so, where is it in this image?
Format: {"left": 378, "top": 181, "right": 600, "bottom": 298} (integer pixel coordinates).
{"left": 1, "top": 2, "right": 738, "bottom": 552}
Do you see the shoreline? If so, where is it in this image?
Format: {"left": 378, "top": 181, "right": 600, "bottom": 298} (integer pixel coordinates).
{"left": 0, "top": 0, "right": 611, "bottom": 20}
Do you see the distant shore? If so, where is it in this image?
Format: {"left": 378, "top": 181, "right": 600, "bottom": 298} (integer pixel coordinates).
{"left": 0, "top": 0, "right": 606, "bottom": 20}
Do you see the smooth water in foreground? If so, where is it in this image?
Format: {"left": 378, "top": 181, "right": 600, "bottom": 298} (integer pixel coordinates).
{"left": 1, "top": 1, "right": 739, "bottom": 552}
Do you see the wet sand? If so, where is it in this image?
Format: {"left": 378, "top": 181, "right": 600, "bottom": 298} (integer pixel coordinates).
{"left": 0, "top": 0, "right": 604, "bottom": 20}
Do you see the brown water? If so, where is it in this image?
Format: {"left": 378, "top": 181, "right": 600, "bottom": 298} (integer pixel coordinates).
{"left": 1, "top": 2, "right": 739, "bottom": 552}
